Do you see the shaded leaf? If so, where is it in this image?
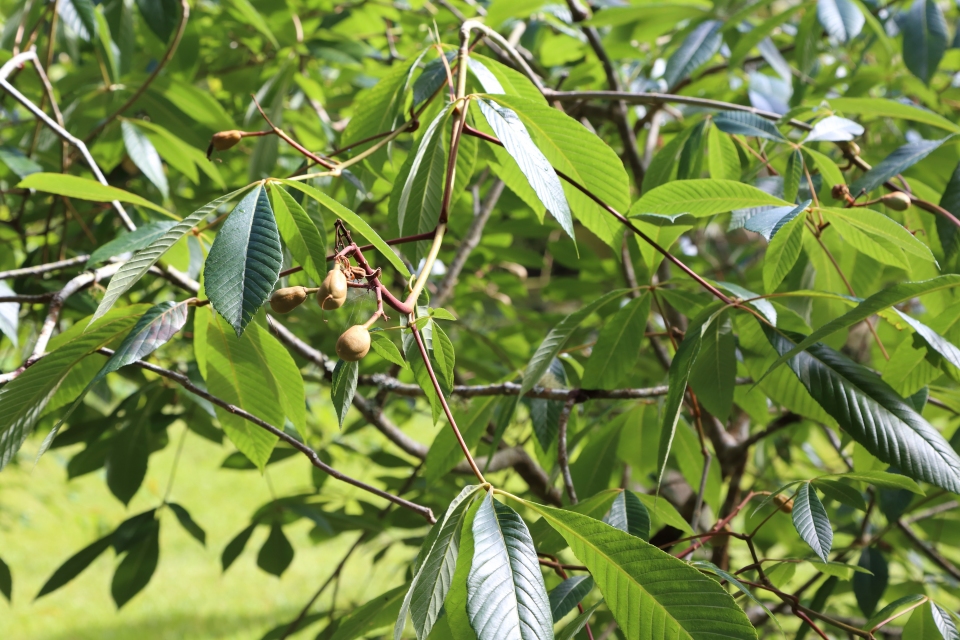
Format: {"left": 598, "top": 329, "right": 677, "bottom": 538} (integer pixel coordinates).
{"left": 59, "top": 0, "right": 98, "bottom": 40}
{"left": 111, "top": 519, "right": 159, "bottom": 608}
{"left": 556, "top": 601, "right": 602, "bottom": 640}
{"left": 818, "top": 0, "right": 864, "bottom": 42}
{"left": 257, "top": 525, "right": 294, "bottom": 576}
{"left": 762, "top": 208, "right": 807, "bottom": 293}
{"left": 713, "top": 112, "right": 785, "bottom": 141}
{"left": 331, "top": 360, "right": 359, "bottom": 430}
{"left": 549, "top": 575, "right": 594, "bottom": 622}
{"left": 331, "top": 585, "right": 407, "bottom": 640}
{"left": 222, "top": 524, "right": 256, "bottom": 571}
{"left": 0, "top": 556, "right": 9, "bottom": 602}
{"left": 602, "top": 490, "right": 650, "bottom": 541}
{"left": 689, "top": 310, "right": 736, "bottom": 420}
{"left": 853, "top": 547, "right": 888, "bottom": 617}
{"left": 168, "top": 503, "right": 206, "bottom": 546}
{"left": 134, "top": 0, "right": 179, "bottom": 41}
{"left": 86, "top": 221, "right": 178, "bottom": 267}
{"left": 581, "top": 294, "right": 650, "bottom": 390}
{"left": 36, "top": 535, "right": 113, "bottom": 598}
{"left": 850, "top": 137, "right": 952, "bottom": 195}
{"left": 269, "top": 185, "right": 328, "bottom": 285}
{"left": 902, "top": 0, "right": 949, "bottom": 84}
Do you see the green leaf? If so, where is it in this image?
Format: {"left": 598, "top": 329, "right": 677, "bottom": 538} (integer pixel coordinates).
{"left": 432, "top": 323, "right": 456, "bottom": 391}
{"left": 168, "top": 503, "right": 206, "bottom": 546}
{"left": 853, "top": 547, "right": 887, "bottom": 617}
{"left": 763, "top": 210, "right": 806, "bottom": 293}
{"left": 931, "top": 603, "right": 960, "bottom": 640}
{"left": 571, "top": 417, "right": 624, "bottom": 499}
{"left": 689, "top": 311, "right": 737, "bottom": 420}
{"left": 556, "top": 600, "right": 603, "bottom": 640}
{"left": 520, "top": 289, "right": 628, "bottom": 397}
{"left": 783, "top": 149, "right": 803, "bottom": 203}
{"left": 0, "top": 145, "right": 42, "bottom": 178}
{"left": 58, "top": 0, "right": 98, "bottom": 40}
{"left": 632, "top": 179, "right": 791, "bottom": 217}
{"left": 901, "top": 0, "right": 949, "bottom": 84}
{"left": 663, "top": 20, "right": 723, "bottom": 89}
{"left": 763, "top": 275, "right": 960, "bottom": 375}
{"left": 585, "top": 2, "right": 708, "bottom": 27}
{"left": 644, "top": 128, "right": 694, "bottom": 192}
{"left": 203, "top": 313, "right": 285, "bottom": 470}
{"left": 278, "top": 179, "right": 411, "bottom": 278}
{"left": 225, "top": 0, "right": 277, "bottom": 48}
{"left": 36, "top": 534, "right": 113, "bottom": 598}
{"left": 712, "top": 112, "right": 785, "bottom": 142}
{"left": 396, "top": 485, "right": 482, "bottom": 640}
{"left": 937, "top": 162, "right": 960, "bottom": 261}
{"left": 707, "top": 125, "right": 741, "bottom": 181}
{"left": 602, "top": 490, "right": 650, "bottom": 541}
{"left": 582, "top": 294, "right": 650, "bottom": 390}
{"left": 765, "top": 327, "right": 960, "bottom": 494}
{"left": 425, "top": 397, "right": 497, "bottom": 484}
{"left": 0, "top": 309, "right": 141, "bottom": 471}
{"left": 86, "top": 221, "right": 178, "bottom": 267}
{"left": 394, "top": 107, "right": 452, "bottom": 251}
{"left": 801, "top": 147, "right": 846, "bottom": 187}
{"left": 515, "top": 499, "right": 758, "bottom": 640}
{"left": 728, "top": 5, "right": 805, "bottom": 68}
{"left": 475, "top": 98, "right": 574, "bottom": 242}
{"left": 134, "top": 0, "right": 179, "bottom": 41}
{"left": 791, "top": 483, "right": 833, "bottom": 562}
{"left": 690, "top": 561, "right": 783, "bottom": 634}
{"left": 205, "top": 184, "right": 282, "bottom": 337}
{"left": 121, "top": 120, "right": 169, "bottom": 199}
{"left": 18, "top": 173, "right": 168, "bottom": 215}
{"left": 549, "top": 576, "right": 594, "bottom": 622}
{"left": 93, "top": 187, "right": 249, "bottom": 323}
{"left": 811, "top": 478, "right": 867, "bottom": 511}
{"left": 893, "top": 310, "right": 960, "bottom": 376}
{"left": 466, "top": 492, "right": 553, "bottom": 640}
{"left": 467, "top": 55, "right": 544, "bottom": 103}
{"left": 331, "top": 585, "right": 407, "bottom": 640}
{"left": 370, "top": 332, "right": 407, "bottom": 368}
{"left": 331, "top": 360, "right": 359, "bottom": 429}
{"left": 0, "top": 556, "right": 10, "bottom": 602}
{"left": 827, "top": 98, "right": 960, "bottom": 133}
{"left": 817, "top": 0, "right": 864, "bottom": 42}
{"left": 222, "top": 524, "right": 256, "bottom": 571}
{"left": 269, "top": 185, "right": 328, "bottom": 285}
{"left": 905, "top": 602, "right": 956, "bottom": 640}
{"left": 483, "top": 94, "right": 631, "bottom": 248}
{"left": 257, "top": 525, "right": 294, "bottom": 577}
{"left": 106, "top": 414, "right": 150, "bottom": 505}
{"left": 850, "top": 137, "right": 952, "bottom": 195}
{"left": 340, "top": 59, "right": 416, "bottom": 152}
{"left": 823, "top": 470, "right": 923, "bottom": 494}
{"left": 111, "top": 518, "right": 159, "bottom": 608}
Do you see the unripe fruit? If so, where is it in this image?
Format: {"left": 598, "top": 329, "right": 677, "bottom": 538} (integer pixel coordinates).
{"left": 773, "top": 494, "right": 794, "bottom": 514}
{"left": 211, "top": 130, "right": 243, "bottom": 151}
{"left": 881, "top": 191, "right": 912, "bottom": 211}
{"left": 318, "top": 267, "right": 348, "bottom": 310}
{"left": 270, "top": 286, "right": 307, "bottom": 314}
{"left": 336, "top": 325, "right": 371, "bottom": 361}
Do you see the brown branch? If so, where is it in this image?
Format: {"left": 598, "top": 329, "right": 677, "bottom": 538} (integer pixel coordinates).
{"left": 0, "top": 254, "right": 91, "bottom": 279}
{"left": 557, "top": 394, "right": 578, "bottom": 505}
{"left": 99, "top": 347, "right": 436, "bottom": 523}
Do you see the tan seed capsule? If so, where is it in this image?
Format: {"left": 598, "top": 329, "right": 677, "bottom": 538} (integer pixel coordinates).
{"left": 336, "top": 325, "right": 371, "bottom": 361}
{"left": 269, "top": 286, "right": 308, "bottom": 314}
{"left": 318, "top": 268, "right": 348, "bottom": 310}
{"left": 773, "top": 494, "right": 794, "bottom": 514}
{"left": 880, "top": 191, "right": 912, "bottom": 211}
{"left": 212, "top": 130, "right": 243, "bottom": 151}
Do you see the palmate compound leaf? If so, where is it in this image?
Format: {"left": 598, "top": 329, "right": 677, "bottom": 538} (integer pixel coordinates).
{"left": 204, "top": 183, "right": 283, "bottom": 337}
{"left": 0, "top": 307, "right": 145, "bottom": 471}
{"left": 466, "top": 492, "right": 554, "bottom": 640}
{"left": 394, "top": 485, "right": 482, "bottom": 640}
{"left": 765, "top": 326, "right": 960, "bottom": 494}
{"left": 791, "top": 482, "right": 833, "bottom": 562}
{"left": 514, "top": 498, "right": 758, "bottom": 640}
{"left": 92, "top": 186, "right": 251, "bottom": 324}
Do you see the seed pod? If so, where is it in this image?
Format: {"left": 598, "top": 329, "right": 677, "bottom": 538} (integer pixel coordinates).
{"left": 269, "top": 286, "right": 308, "bottom": 314}
{"left": 212, "top": 130, "right": 243, "bottom": 151}
{"left": 880, "top": 191, "right": 912, "bottom": 211}
{"left": 773, "top": 494, "right": 794, "bottom": 514}
{"left": 317, "top": 267, "right": 348, "bottom": 310}
{"left": 336, "top": 325, "right": 371, "bottom": 361}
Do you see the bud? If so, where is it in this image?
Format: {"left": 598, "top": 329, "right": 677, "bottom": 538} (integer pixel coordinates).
{"left": 269, "top": 286, "right": 308, "bottom": 314}
{"left": 318, "top": 267, "right": 348, "bottom": 310}
{"left": 212, "top": 130, "right": 243, "bottom": 151}
{"left": 880, "top": 191, "right": 912, "bottom": 211}
{"left": 336, "top": 325, "right": 371, "bottom": 361}
{"left": 773, "top": 494, "right": 794, "bottom": 514}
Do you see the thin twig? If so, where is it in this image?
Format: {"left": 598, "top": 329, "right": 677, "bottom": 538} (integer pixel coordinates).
{"left": 557, "top": 394, "right": 578, "bottom": 504}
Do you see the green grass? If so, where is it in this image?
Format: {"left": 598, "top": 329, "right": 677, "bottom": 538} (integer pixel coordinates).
{"left": 0, "top": 421, "right": 419, "bottom": 639}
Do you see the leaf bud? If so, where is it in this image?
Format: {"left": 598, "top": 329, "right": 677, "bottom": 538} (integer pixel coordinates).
{"left": 880, "top": 191, "right": 912, "bottom": 211}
